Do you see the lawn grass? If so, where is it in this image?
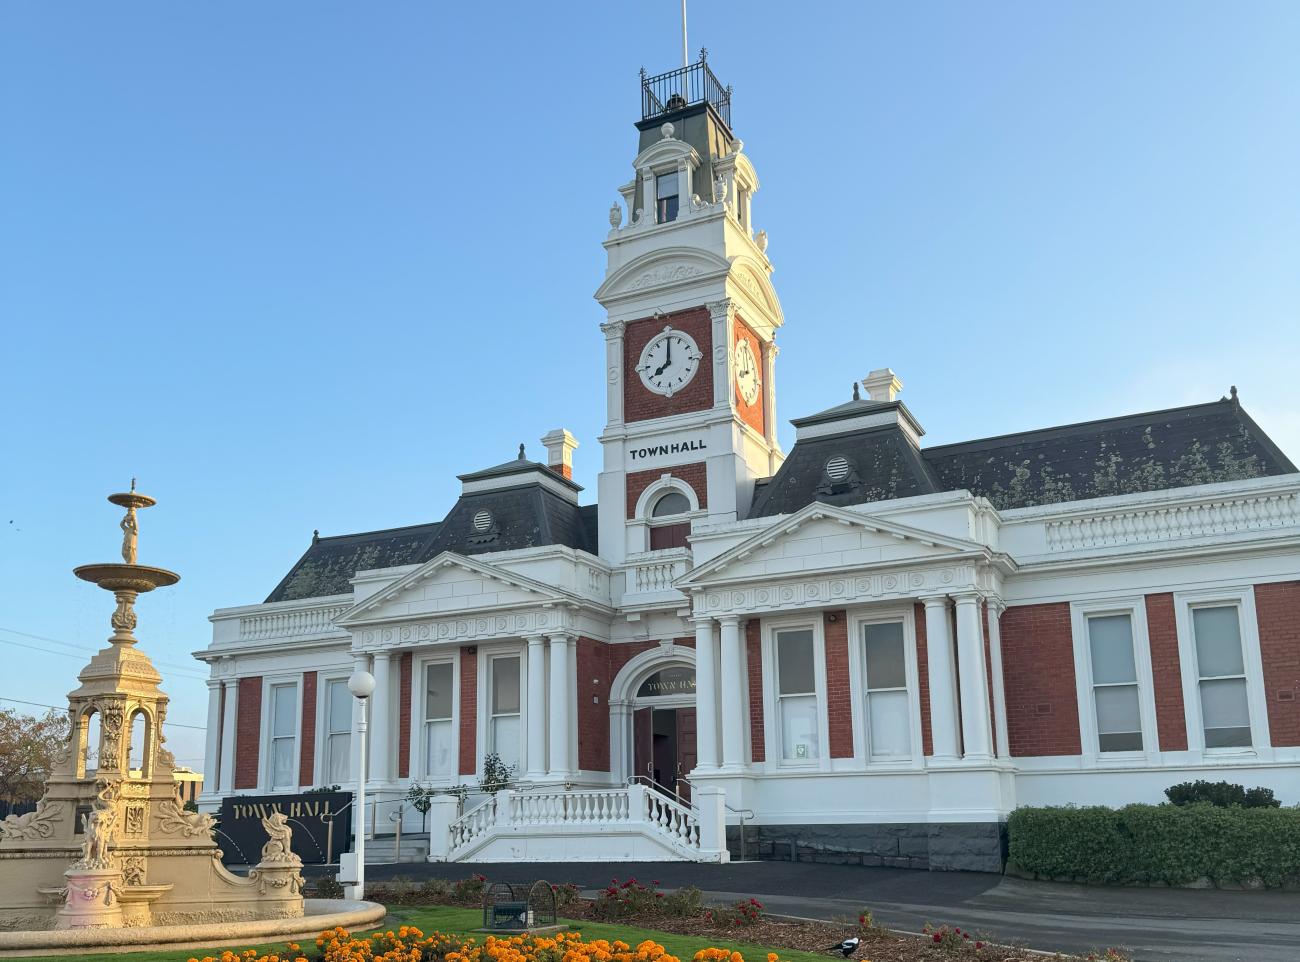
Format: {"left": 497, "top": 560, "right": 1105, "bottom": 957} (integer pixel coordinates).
{"left": 1, "top": 904, "right": 835, "bottom": 962}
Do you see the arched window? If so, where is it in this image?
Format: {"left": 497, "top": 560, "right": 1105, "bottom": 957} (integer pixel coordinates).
{"left": 651, "top": 491, "right": 690, "bottom": 518}
{"left": 128, "top": 710, "right": 148, "bottom": 776}
{"left": 83, "top": 710, "right": 101, "bottom": 777}
{"left": 647, "top": 488, "right": 693, "bottom": 550}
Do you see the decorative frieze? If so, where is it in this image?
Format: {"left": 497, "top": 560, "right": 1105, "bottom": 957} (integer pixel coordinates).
{"left": 356, "top": 607, "right": 574, "bottom": 650}
{"left": 692, "top": 565, "right": 974, "bottom": 616}
{"left": 1044, "top": 491, "right": 1300, "bottom": 552}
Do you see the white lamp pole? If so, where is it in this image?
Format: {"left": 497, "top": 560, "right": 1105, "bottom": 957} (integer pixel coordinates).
{"left": 348, "top": 668, "right": 376, "bottom": 900}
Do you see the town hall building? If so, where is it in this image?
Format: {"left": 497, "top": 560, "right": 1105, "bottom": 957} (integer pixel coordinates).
{"left": 196, "top": 56, "right": 1300, "bottom": 871}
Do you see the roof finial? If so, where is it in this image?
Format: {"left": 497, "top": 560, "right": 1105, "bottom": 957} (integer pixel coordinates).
{"left": 130, "top": 477, "right": 136, "bottom": 493}
{"left": 518, "top": 443, "right": 526, "bottom": 460}
{"left": 852, "top": 382, "right": 860, "bottom": 401}
{"left": 1230, "top": 385, "right": 1239, "bottom": 403}
{"left": 312, "top": 529, "right": 320, "bottom": 544}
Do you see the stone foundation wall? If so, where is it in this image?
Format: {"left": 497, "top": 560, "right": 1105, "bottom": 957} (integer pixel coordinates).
{"left": 726, "top": 822, "right": 1006, "bottom": 873}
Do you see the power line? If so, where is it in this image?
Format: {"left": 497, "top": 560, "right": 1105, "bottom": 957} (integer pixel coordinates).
{"left": 0, "top": 626, "right": 207, "bottom": 679}
{"left": 0, "top": 696, "right": 208, "bottom": 732}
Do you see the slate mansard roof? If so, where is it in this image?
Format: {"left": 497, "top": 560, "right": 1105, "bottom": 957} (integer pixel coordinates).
{"left": 266, "top": 457, "right": 595, "bottom": 603}
{"left": 748, "top": 395, "right": 1296, "bottom": 518}
{"left": 267, "top": 395, "right": 1294, "bottom": 603}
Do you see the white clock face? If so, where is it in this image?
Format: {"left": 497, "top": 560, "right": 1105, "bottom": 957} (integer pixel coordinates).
{"left": 636, "top": 326, "right": 703, "bottom": 397}
{"left": 733, "top": 338, "right": 761, "bottom": 406}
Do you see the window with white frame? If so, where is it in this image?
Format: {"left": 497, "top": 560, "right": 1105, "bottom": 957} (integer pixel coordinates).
{"left": 862, "top": 621, "right": 910, "bottom": 759}
{"left": 324, "top": 678, "right": 352, "bottom": 784}
{"left": 423, "top": 662, "right": 455, "bottom": 778}
{"left": 1086, "top": 614, "right": 1143, "bottom": 752}
{"left": 775, "top": 628, "right": 819, "bottom": 762}
{"left": 489, "top": 655, "right": 521, "bottom": 772}
{"left": 1191, "top": 605, "right": 1252, "bottom": 748}
{"left": 268, "top": 683, "right": 297, "bottom": 790}
{"left": 656, "top": 170, "right": 679, "bottom": 223}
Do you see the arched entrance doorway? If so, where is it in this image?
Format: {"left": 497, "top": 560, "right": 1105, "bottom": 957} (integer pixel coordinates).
{"left": 609, "top": 645, "right": 697, "bottom": 800}
{"left": 632, "top": 664, "right": 697, "bottom": 800}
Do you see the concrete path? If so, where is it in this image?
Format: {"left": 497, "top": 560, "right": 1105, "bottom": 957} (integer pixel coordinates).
{"left": 349, "top": 860, "right": 1300, "bottom": 962}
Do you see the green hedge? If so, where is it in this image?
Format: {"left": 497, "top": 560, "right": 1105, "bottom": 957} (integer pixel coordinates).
{"left": 1007, "top": 803, "right": 1300, "bottom": 887}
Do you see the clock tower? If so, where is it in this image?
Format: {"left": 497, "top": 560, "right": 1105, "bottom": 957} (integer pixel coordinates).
{"left": 595, "top": 54, "right": 784, "bottom": 566}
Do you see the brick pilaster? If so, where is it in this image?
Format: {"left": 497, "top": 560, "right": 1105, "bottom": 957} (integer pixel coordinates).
{"left": 234, "top": 676, "right": 262, "bottom": 790}
{"left": 299, "top": 671, "right": 317, "bottom": 787}
{"left": 1145, "top": 593, "right": 1188, "bottom": 751}
{"left": 824, "top": 611, "right": 854, "bottom": 758}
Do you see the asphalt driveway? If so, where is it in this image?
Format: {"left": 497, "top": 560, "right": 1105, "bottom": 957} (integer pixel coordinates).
{"left": 346, "top": 860, "right": 1300, "bottom": 962}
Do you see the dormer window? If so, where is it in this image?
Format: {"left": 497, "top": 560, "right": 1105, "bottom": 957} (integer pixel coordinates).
{"left": 656, "top": 171, "right": 680, "bottom": 223}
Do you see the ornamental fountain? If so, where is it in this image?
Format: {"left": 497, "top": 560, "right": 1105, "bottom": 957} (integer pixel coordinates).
{"left": 0, "top": 486, "right": 383, "bottom": 954}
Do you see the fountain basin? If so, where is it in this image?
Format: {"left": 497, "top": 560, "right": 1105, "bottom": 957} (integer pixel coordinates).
{"left": 0, "top": 898, "right": 386, "bottom": 958}
{"left": 73, "top": 563, "right": 180, "bottom": 592}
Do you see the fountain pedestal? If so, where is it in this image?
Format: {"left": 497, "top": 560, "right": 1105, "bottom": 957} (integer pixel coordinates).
{"left": 53, "top": 868, "right": 123, "bottom": 930}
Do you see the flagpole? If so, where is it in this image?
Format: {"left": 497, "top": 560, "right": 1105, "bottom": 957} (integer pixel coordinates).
{"left": 681, "top": 0, "right": 688, "bottom": 69}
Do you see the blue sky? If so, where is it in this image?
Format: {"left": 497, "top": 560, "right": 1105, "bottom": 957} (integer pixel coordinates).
{"left": 1, "top": 2, "right": 1297, "bottom": 771}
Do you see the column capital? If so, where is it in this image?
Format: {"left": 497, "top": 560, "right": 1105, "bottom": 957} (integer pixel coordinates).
{"left": 951, "top": 591, "right": 983, "bottom": 605}
{"left": 372, "top": 649, "right": 394, "bottom": 663}
{"left": 545, "top": 631, "right": 573, "bottom": 645}
{"left": 717, "top": 614, "right": 742, "bottom": 628}
{"left": 525, "top": 633, "right": 546, "bottom": 645}
{"left": 918, "top": 593, "right": 951, "bottom": 608}
{"left": 985, "top": 595, "right": 1008, "bottom": 615}
{"left": 690, "top": 616, "right": 716, "bottom": 628}
{"left": 599, "top": 319, "right": 626, "bottom": 339}
{"left": 706, "top": 298, "right": 734, "bottom": 323}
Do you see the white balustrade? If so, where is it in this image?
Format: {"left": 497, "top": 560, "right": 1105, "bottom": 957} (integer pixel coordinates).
{"left": 1044, "top": 491, "right": 1300, "bottom": 552}
{"left": 625, "top": 548, "right": 692, "bottom": 599}
{"left": 237, "top": 602, "right": 350, "bottom": 641}
{"left": 444, "top": 785, "right": 704, "bottom": 859}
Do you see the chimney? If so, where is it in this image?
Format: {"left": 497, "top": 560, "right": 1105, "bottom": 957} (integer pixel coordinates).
{"left": 862, "top": 368, "right": 903, "bottom": 403}
{"left": 540, "top": 429, "right": 579, "bottom": 480}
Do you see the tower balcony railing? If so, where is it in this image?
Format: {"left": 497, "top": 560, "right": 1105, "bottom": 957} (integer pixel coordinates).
{"left": 641, "top": 52, "right": 731, "bottom": 128}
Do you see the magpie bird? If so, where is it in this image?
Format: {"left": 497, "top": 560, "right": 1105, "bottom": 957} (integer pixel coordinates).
{"left": 830, "top": 937, "right": 859, "bottom": 958}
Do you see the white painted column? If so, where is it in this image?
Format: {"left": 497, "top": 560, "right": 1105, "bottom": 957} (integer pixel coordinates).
{"left": 923, "top": 596, "right": 961, "bottom": 761}
{"left": 203, "top": 681, "right": 222, "bottom": 793}
{"left": 601, "top": 320, "right": 625, "bottom": 427}
{"left": 525, "top": 634, "right": 547, "bottom": 779}
{"left": 693, "top": 618, "right": 720, "bottom": 770}
{"left": 954, "top": 593, "right": 994, "bottom": 762}
{"left": 218, "top": 678, "right": 237, "bottom": 793}
{"left": 369, "top": 652, "right": 394, "bottom": 783}
{"left": 986, "top": 599, "right": 1011, "bottom": 760}
{"left": 547, "top": 633, "right": 573, "bottom": 778}
{"left": 718, "top": 616, "right": 745, "bottom": 770}
{"left": 641, "top": 167, "right": 657, "bottom": 225}
{"left": 708, "top": 299, "right": 734, "bottom": 409}
{"left": 762, "top": 341, "right": 779, "bottom": 456}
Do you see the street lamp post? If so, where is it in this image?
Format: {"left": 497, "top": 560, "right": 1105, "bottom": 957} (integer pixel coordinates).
{"left": 348, "top": 668, "right": 376, "bottom": 900}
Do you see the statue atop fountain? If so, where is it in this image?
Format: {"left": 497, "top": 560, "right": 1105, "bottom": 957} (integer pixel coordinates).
{"left": 0, "top": 486, "right": 306, "bottom": 932}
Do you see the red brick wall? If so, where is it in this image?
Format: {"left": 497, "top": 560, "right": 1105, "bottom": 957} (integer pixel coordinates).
{"left": 824, "top": 611, "right": 854, "bottom": 758}
{"left": 914, "top": 603, "right": 934, "bottom": 757}
{"left": 299, "top": 671, "right": 317, "bottom": 787}
{"left": 1000, "top": 603, "right": 1082, "bottom": 757}
{"left": 626, "top": 462, "right": 709, "bottom": 519}
{"left": 458, "top": 648, "right": 477, "bottom": 776}
{"left": 397, "top": 652, "right": 413, "bottom": 778}
{"left": 746, "top": 620, "right": 765, "bottom": 763}
{"left": 733, "top": 316, "right": 765, "bottom": 436}
{"left": 982, "top": 602, "right": 998, "bottom": 756}
{"left": 623, "top": 307, "right": 714, "bottom": 423}
{"left": 578, "top": 637, "right": 613, "bottom": 772}
{"left": 1256, "top": 581, "right": 1300, "bottom": 746}
{"left": 1145, "top": 593, "right": 1188, "bottom": 751}
{"left": 234, "top": 676, "right": 262, "bottom": 790}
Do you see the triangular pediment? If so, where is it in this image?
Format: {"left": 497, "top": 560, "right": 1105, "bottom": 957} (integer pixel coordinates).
{"left": 335, "top": 551, "right": 575, "bottom": 627}
{"left": 678, "top": 502, "right": 988, "bottom": 588}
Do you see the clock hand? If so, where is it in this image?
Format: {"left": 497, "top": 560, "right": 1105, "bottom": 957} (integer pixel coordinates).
{"left": 653, "top": 339, "right": 674, "bottom": 377}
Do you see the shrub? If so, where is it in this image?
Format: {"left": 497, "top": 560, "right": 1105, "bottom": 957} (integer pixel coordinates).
{"left": 1007, "top": 804, "right": 1300, "bottom": 887}
{"left": 450, "top": 873, "right": 487, "bottom": 904}
{"left": 1165, "top": 780, "right": 1280, "bottom": 808}
{"left": 312, "top": 874, "right": 344, "bottom": 899}
{"left": 551, "top": 881, "right": 584, "bottom": 911}
{"left": 591, "top": 878, "right": 667, "bottom": 920}
{"left": 923, "top": 923, "right": 986, "bottom": 954}
{"left": 704, "top": 898, "right": 764, "bottom": 928}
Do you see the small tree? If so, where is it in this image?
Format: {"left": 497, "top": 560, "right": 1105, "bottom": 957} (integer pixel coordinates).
{"left": 478, "top": 753, "right": 515, "bottom": 795}
{"left": 0, "top": 708, "right": 71, "bottom": 805}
